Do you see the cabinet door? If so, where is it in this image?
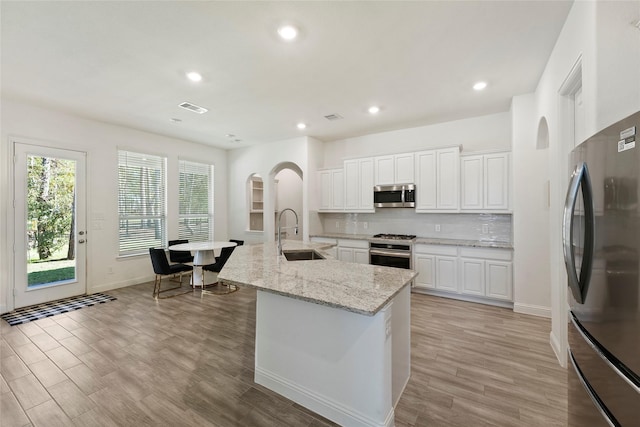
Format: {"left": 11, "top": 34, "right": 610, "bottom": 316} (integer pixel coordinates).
{"left": 359, "top": 158, "right": 374, "bottom": 210}
{"left": 484, "top": 153, "right": 509, "bottom": 210}
{"left": 375, "top": 155, "right": 394, "bottom": 185}
{"left": 338, "top": 247, "right": 354, "bottom": 263}
{"left": 394, "top": 153, "right": 415, "bottom": 184}
{"left": 459, "top": 258, "right": 485, "bottom": 296}
{"left": 319, "top": 171, "right": 332, "bottom": 210}
{"left": 437, "top": 148, "right": 460, "bottom": 210}
{"left": 415, "top": 150, "right": 437, "bottom": 211}
{"left": 435, "top": 256, "right": 458, "bottom": 292}
{"left": 344, "top": 160, "right": 359, "bottom": 211}
{"left": 354, "top": 249, "right": 370, "bottom": 265}
{"left": 414, "top": 254, "right": 435, "bottom": 289}
{"left": 460, "top": 155, "right": 484, "bottom": 210}
{"left": 331, "top": 169, "right": 344, "bottom": 210}
{"left": 486, "top": 260, "right": 513, "bottom": 301}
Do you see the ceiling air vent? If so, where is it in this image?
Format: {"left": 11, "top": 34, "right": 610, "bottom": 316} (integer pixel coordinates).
{"left": 324, "top": 114, "right": 343, "bottom": 121}
{"left": 178, "top": 102, "right": 208, "bottom": 114}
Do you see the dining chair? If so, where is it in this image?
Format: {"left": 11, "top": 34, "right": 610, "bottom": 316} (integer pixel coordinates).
{"left": 168, "top": 239, "right": 194, "bottom": 263}
{"left": 229, "top": 239, "right": 244, "bottom": 246}
{"left": 202, "top": 246, "right": 238, "bottom": 294}
{"left": 149, "top": 248, "right": 193, "bottom": 299}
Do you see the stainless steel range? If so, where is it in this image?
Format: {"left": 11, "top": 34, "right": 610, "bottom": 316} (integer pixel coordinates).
{"left": 369, "top": 234, "right": 415, "bottom": 269}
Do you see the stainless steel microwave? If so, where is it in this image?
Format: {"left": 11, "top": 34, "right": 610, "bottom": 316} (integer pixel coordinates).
{"left": 373, "top": 184, "right": 416, "bottom": 208}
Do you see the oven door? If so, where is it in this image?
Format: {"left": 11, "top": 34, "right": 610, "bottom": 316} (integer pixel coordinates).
{"left": 369, "top": 248, "right": 411, "bottom": 269}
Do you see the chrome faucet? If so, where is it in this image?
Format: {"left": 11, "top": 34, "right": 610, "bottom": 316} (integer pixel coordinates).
{"left": 277, "top": 208, "right": 299, "bottom": 255}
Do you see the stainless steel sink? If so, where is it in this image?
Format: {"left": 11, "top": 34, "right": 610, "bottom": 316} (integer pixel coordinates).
{"left": 283, "top": 250, "right": 325, "bottom": 261}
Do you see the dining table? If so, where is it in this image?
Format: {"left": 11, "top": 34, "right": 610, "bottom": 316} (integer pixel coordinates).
{"left": 168, "top": 241, "right": 237, "bottom": 288}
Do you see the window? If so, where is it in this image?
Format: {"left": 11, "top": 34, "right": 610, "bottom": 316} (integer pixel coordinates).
{"left": 179, "top": 160, "right": 213, "bottom": 242}
{"left": 118, "top": 150, "right": 166, "bottom": 256}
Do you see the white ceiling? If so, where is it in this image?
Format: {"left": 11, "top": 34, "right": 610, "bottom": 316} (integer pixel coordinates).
{"left": 1, "top": 1, "right": 573, "bottom": 149}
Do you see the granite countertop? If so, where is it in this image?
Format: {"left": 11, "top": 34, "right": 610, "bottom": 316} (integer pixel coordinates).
{"left": 217, "top": 240, "right": 417, "bottom": 316}
{"left": 310, "top": 233, "right": 513, "bottom": 249}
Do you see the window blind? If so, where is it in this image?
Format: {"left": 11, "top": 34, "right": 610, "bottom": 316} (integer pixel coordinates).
{"left": 178, "top": 160, "right": 213, "bottom": 242}
{"left": 118, "top": 150, "right": 166, "bottom": 255}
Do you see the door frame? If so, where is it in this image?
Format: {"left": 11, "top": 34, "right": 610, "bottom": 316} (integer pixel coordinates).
{"left": 11, "top": 138, "right": 87, "bottom": 309}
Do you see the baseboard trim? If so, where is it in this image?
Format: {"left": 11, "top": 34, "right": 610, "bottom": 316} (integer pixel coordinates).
{"left": 550, "top": 331, "right": 566, "bottom": 367}
{"left": 255, "top": 366, "right": 393, "bottom": 427}
{"left": 513, "top": 302, "right": 551, "bottom": 318}
{"left": 88, "top": 275, "right": 155, "bottom": 294}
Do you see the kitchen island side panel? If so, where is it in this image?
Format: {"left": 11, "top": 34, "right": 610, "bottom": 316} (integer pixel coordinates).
{"left": 255, "top": 289, "right": 406, "bottom": 427}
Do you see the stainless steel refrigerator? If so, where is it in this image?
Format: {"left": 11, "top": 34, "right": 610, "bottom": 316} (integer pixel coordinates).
{"left": 564, "top": 111, "right": 640, "bottom": 426}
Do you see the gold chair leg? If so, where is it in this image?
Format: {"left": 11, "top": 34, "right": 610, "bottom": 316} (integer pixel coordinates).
{"left": 153, "top": 273, "right": 191, "bottom": 299}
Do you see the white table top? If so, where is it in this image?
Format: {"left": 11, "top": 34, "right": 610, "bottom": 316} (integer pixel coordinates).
{"left": 168, "top": 241, "right": 237, "bottom": 252}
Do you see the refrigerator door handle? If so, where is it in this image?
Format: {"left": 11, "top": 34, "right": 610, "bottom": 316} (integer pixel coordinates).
{"left": 568, "top": 350, "right": 618, "bottom": 427}
{"left": 563, "top": 162, "right": 596, "bottom": 304}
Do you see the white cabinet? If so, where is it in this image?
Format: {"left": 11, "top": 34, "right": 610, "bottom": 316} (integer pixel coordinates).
{"left": 415, "top": 147, "right": 460, "bottom": 212}
{"left": 458, "top": 247, "right": 513, "bottom": 301}
{"left": 413, "top": 244, "right": 457, "bottom": 292}
{"left": 344, "top": 157, "right": 374, "bottom": 212}
{"left": 485, "top": 261, "right": 513, "bottom": 300}
{"left": 414, "top": 244, "right": 513, "bottom": 303}
{"left": 459, "top": 258, "right": 485, "bottom": 296}
{"left": 318, "top": 168, "right": 344, "bottom": 212}
{"left": 374, "top": 153, "right": 415, "bottom": 185}
{"left": 435, "top": 256, "right": 458, "bottom": 292}
{"left": 337, "top": 239, "right": 369, "bottom": 264}
{"left": 460, "top": 152, "right": 510, "bottom": 211}
{"left": 413, "top": 254, "right": 435, "bottom": 289}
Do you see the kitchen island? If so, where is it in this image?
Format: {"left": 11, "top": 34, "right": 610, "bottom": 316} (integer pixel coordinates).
{"left": 218, "top": 241, "right": 417, "bottom": 427}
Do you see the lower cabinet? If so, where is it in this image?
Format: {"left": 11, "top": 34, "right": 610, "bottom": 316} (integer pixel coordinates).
{"left": 337, "top": 239, "right": 369, "bottom": 264}
{"left": 414, "top": 244, "right": 513, "bottom": 303}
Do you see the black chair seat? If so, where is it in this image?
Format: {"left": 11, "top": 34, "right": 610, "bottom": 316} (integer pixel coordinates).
{"left": 149, "top": 248, "right": 192, "bottom": 299}
{"left": 168, "top": 263, "right": 192, "bottom": 274}
{"left": 203, "top": 246, "right": 236, "bottom": 273}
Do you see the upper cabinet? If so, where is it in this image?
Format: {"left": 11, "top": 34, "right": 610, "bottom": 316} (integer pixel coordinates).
{"left": 461, "top": 151, "right": 510, "bottom": 212}
{"left": 344, "top": 157, "right": 375, "bottom": 212}
{"left": 415, "top": 147, "right": 460, "bottom": 212}
{"left": 319, "top": 168, "right": 344, "bottom": 212}
{"left": 374, "top": 153, "right": 415, "bottom": 185}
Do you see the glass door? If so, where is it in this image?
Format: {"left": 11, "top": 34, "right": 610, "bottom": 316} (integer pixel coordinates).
{"left": 14, "top": 143, "right": 86, "bottom": 308}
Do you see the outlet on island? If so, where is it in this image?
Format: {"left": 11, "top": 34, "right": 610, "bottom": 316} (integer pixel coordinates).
{"left": 435, "top": 224, "right": 441, "bottom": 232}
{"left": 482, "top": 224, "right": 489, "bottom": 234}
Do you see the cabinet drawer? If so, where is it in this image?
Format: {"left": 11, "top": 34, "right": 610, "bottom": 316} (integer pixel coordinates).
{"left": 414, "top": 244, "right": 457, "bottom": 257}
{"left": 337, "top": 239, "right": 369, "bottom": 249}
{"left": 459, "top": 247, "right": 512, "bottom": 261}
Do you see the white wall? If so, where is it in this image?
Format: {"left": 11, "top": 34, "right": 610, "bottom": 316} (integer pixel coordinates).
{"left": 227, "top": 136, "right": 321, "bottom": 244}
{"left": 323, "top": 112, "right": 512, "bottom": 167}
{"left": 275, "top": 168, "right": 303, "bottom": 239}
{"left": 511, "top": 94, "right": 551, "bottom": 318}
{"left": 0, "top": 99, "right": 228, "bottom": 313}
{"left": 514, "top": 0, "right": 640, "bottom": 365}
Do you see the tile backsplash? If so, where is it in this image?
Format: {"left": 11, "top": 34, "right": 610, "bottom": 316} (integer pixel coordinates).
{"left": 318, "top": 210, "right": 512, "bottom": 243}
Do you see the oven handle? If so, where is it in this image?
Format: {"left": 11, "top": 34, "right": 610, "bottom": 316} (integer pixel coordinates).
{"left": 369, "top": 249, "right": 412, "bottom": 259}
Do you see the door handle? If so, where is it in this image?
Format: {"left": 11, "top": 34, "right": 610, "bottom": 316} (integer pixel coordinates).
{"left": 562, "top": 162, "right": 595, "bottom": 304}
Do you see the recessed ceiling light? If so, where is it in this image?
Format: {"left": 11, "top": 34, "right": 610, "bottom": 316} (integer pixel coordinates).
{"left": 278, "top": 25, "right": 298, "bottom": 41}
{"left": 186, "top": 71, "right": 202, "bottom": 82}
{"left": 226, "top": 134, "right": 235, "bottom": 138}
{"left": 170, "top": 118, "right": 182, "bottom": 123}
{"left": 296, "top": 122, "right": 307, "bottom": 130}
{"left": 368, "top": 106, "right": 380, "bottom": 114}
{"left": 473, "top": 81, "right": 488, "bottom": 91}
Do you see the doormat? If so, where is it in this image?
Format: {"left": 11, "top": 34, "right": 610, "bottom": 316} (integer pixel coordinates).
{"left": 1, "top": 293, "right": 117, "bottom": 326}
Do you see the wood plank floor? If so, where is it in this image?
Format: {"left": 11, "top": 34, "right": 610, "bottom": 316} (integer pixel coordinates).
{"left": 1, "top": 282, "right": 567, "bottom": 426}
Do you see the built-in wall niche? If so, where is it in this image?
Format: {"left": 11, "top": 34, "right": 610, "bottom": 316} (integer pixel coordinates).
{"left": 248, "top": 174, "right": 264, "bottom": 231}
